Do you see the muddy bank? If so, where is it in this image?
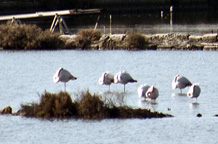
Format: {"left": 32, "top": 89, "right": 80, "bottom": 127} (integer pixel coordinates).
{"left": 60, "top": 32, "right": 218, "bottom": 50}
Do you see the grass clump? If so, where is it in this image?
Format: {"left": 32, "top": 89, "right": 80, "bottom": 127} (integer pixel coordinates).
{"left": 75, "top": 29, "right": 101, "bottom": 49}
{"left": 77, "top": 91, "right": 109, "bottom": 119}
{"left": 18, "top": 90, "right": 172, "bottom": 119}
{"left": 124, "top": 31, "right": 149, "bottom": 50}
{"left": 19, "top": 91, "right": 77, "bottom": 118}
{"left": 0, "top": 23, "right": 63, "bottom": 50}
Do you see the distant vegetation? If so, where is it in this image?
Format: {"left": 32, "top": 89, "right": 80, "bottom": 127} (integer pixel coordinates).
{"left": 0, "top": 23, "right": 63, "bottom": 50}
{"left": 0, "top": 23, "right": 150, "bottom": 50}
{"left": 17, "top": 90, "right": 172, "bottom": 119}
{"left": 75, "top": 29, "right": 102, "bottom": 49}
{"left": 124, "top": 31, "right": 148, "bottom": 50}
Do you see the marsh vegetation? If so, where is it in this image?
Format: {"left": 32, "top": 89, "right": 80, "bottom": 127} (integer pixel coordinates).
{"left": 17, "top": 90, "right": 172, "bottom": 119}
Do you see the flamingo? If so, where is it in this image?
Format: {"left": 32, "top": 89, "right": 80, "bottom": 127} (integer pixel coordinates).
{"left": 114, "top": 71, "right": 137, "bottom": 92}
{"left": 172, "top": 74, "right": 192, "bottom": 94}
{"left": 99, "top": 72, "right": 114, "bottom": 91}
{"left": 53, "top": 67, "right": 77, "bottom": 91}
{"left": 137, "top": 84, "right": 150, "bottom": 99}
{"left": 187, "top": 83, "right": 201, "bottom": 102}
{"left": 146, "top": 85, "right": 159, "bottom": 101}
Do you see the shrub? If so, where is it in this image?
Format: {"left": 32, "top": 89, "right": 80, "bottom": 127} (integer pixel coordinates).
{"left": 124, "top": 31, "right": 148, "bottom": 50}
{"left": 75, "top": 29, "right": 101, "bottom": 49}
{"left": 19, "top": 91, "right": 77, "bottom": 118}
{"left": 0, "top": 23, "right": 63, "bottom": 50}
{"left": 77, "top": 91, "right": 109, "bottom": 119}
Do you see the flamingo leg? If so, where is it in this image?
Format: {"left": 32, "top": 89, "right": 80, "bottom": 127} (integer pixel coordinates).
{"left": 108, "top": 85, "right": 110, "bottom": 92}
{"left": 124, "top": 84, "right": 126, "bottom": 92}
{"left": 64, "top": 83, "right": 66, "bottom": 92}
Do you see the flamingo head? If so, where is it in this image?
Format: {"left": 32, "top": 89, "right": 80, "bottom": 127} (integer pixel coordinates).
{"left": 146, "top": 86, "right": 154, "bottom": 97}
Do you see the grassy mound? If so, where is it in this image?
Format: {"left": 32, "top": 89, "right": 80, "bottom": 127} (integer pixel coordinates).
{"left": 123, "top": 31, "right": 149, "bottom": 50}
{"left": 18, "top": 90, "right": 172, "bottom": 119}
{"left": 0, "top": 23, "right": 63, "bottom": 50}
{"left": 75, "top": 29, "right": 102, "bottom": 49}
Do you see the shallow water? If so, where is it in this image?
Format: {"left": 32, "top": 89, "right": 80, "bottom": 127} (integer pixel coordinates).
{"left": 0, "top": 50, "right": 218, "bottom": 143}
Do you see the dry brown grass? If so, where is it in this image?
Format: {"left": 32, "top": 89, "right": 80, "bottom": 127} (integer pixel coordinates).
{"left": 124, "top": 31, "right": 148, "bottom": 50}
{"left": 18, "top": 90, "right": 172, "bottom": 119}
{"left": 0, "top": 23, "right": 63, "bottom": 50}
{"left": 75, "top": 29, "right": 101, "bottom": 49}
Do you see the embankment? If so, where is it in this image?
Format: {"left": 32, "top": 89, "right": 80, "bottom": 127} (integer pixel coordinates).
{"left": 60, "top": 32, "right": 218, "bottom": 50}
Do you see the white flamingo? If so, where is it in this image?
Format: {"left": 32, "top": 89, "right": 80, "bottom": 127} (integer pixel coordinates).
{"left": 53, "top": 67, "right": 77, "bottom": 91}
{"left": 137, "top": 84, "right": 150, "bottom": 99}
{"left": 187, "top": 83, "right": 201, "bottom": 102}
{"left": 146, "top": 86, "right": 159, "bottom": 101}
{"left": 172, "top": 74, "right": 192, "bottom": 94}
{"left": 114, "top": 71, "right": 137, "bottom": 92}
{"left": 99, "top": 72, "right": 114, "bottom": 91}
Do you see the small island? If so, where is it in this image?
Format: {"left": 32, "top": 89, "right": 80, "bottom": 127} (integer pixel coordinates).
{"left": 0, "top": 90, "right": 172, "bottom": 119}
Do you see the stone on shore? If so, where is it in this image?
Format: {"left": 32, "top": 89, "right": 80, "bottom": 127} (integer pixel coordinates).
{"left": 0, "top": 106, "right": 12, "bottom": 114}
{"left": 202, "top": 34, "right": 217, "bottom": 42}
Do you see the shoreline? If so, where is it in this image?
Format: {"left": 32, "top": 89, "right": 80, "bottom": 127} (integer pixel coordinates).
{"left": 60, "top": 32, "right": 218, "bottom": 51}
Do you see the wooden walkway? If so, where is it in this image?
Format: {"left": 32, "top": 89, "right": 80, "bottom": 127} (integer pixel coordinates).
{"left": 0, "top": 9, "right": 101, "bottom": 34}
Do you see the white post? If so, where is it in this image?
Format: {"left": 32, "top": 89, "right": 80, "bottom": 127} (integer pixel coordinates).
{"left": 110, "top": 14, "right": 112, "bottom": 37}
{"left": 170, "top": 6, "right": 173, "bottom": 27}
{"left": 161, "top": 11, "right": 163, "bottom": 20}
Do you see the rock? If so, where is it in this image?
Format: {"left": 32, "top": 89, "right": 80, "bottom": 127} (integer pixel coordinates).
{"left": 0, "top": 106, "right": 12, "bottom": 114}
{"left": 189, "top": 35, "right": 202, "bottom": 42}
{"left": 196, "top": 113, "right": 202, "bottom": 117}
{"left": 202, "top": 34, "right": 217, "bottom": 42}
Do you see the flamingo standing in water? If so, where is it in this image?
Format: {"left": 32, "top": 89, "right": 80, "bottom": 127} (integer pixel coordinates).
{"left": 172, "top": 74, "right": 192, "bottom": 94}
{"left": 53, "top": 67, "right": 77, "bottom": 91}
{"left": 99, "top": 72, "right": 114, "bottom": 91}
{"left": 187, "top": 83, "right": 201, "bottom": 102}
{"left": 146, "top": 85, "right": 159, "bottom": 102}
{"left": 137, "top": 84, "right": 150, "bottom": 99}
{"left": 114, "top": 71, "right": 137, "bottom": 92}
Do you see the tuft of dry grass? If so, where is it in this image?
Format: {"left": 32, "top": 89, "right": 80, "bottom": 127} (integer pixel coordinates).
{"left": 19, "top": 91, "right": 77, "bottom": 118}
{"left": 18, "top": 90, "right": 172, "bottom": 119}
{"left": 124, "top": 31, "right": 148, "bottom": 50}
{"left": 0, "top": 23, "right": 63, "bottom": 50}
{"left": 75, "top": 29, "right": 101, "bottom": 49}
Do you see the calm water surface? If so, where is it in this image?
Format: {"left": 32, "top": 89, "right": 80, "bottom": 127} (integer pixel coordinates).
{"left": 0, "top": 50, "right": 218, "bottom": 144}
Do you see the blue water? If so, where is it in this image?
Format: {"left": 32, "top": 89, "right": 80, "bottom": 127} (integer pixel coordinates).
{"left": 0, "top": 50, "right": 218, "bottom": 144}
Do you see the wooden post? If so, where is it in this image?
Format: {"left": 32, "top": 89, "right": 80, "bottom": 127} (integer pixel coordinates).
{"left": 170, "top": 6, "right": 173, "bottom": 27}
{"left": 11, "top": 17, "right": 22, "bottom": 25}
{"left": 50, "top": 15, "right": 70, "bottom": 34}
{"left": 110, "top": 14, "right": 112, "bottom": 37}
{"left": 94, "top": 15, "right": 100, "bottom": 30}
{"left": 50, "top": 14, "right": 58, "bottom": 32}
{"left": 161, "top": 11, "right": 163, "bottom": 20}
